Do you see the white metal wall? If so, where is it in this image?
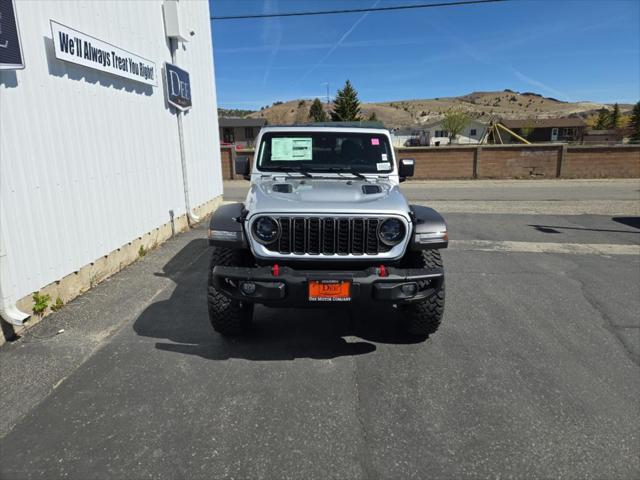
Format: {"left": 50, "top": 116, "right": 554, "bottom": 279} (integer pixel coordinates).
{"left": 0, "top": 1, "right": 222, "bottom": 306}
{"left": 178, "top": 2, "right": 223, "bottom": 208}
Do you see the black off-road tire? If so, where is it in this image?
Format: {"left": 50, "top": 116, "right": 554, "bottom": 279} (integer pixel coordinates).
{"left": 399, "top": 249, "right": 445, "bottom": 337}
{"left": 207, "top": 247, "right": 255, "bottom": 336}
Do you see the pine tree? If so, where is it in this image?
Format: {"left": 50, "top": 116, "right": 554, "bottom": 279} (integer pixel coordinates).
{"left": 309, "top": 98, "right": 327, "bottom": 122}
{"left": 611, "top": 103, "right": 621, "bottom": 129}
{"left": 331, "top": 80, "right": 362, "bottom": 121}
{"left": 629, "top": 101, "right": 640, "bottom": 143}
{"left": 595, "top": 108, "right": 611, "bottom": 130}
{"left": 368, "top": 111, "right": 378, "bottom": 121}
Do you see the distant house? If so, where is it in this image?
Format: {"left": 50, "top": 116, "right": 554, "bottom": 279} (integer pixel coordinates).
{"left": 218, "top": 118, "right": 267, "bottom": 147}
{"left": 501, "top": 118, "right": 586, "bottom": 143}
{"left": 390, "top": 128, "right": 429, "bottom": 147}
{"left": 421, "top": 118, "right": 488, "bottom": 146}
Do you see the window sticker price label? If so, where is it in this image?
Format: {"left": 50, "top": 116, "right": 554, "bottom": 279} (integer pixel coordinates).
{"left": 272, "top": 137, "right": 313, "bottom": 161}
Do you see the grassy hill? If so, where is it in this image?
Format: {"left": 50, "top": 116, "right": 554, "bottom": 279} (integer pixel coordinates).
{"left": 242, "top": 91, "right": 632, "bottom": 128}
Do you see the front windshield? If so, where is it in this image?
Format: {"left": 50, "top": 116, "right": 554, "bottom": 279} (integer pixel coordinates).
{"left": 257, "top": 131, "right": 394, "bottom": 174}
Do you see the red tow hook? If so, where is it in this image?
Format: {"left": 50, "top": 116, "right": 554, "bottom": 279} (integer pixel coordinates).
{"left": 378, "top": 264, "right": 388, "bottom": 277}
{"left": 272, "top": 264, "right": 280, "bottom": 277}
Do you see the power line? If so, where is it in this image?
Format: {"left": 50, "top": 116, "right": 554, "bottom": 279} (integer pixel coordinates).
{"left": 211, "top": 0, "right": 508, "bottom": 21}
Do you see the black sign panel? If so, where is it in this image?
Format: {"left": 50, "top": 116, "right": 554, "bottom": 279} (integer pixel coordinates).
{"left": 0, "top": 0, "right": 24, "bottom": 69}
{"left": 165, "top": 62, "right": 191, "bottom": 111}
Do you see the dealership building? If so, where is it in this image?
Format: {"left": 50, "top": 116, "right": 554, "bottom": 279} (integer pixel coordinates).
{"left": 0, "top": 1, "right": 223, "bottom": 332}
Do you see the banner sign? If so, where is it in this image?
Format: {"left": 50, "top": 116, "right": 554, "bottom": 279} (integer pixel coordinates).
{"left": 0, "top": 0, "right": 25, "bottom": 70}
{"left": 50, "top": 20, "right": 157, "bottom": 87}
{"left": 165, "top": 62, "right": 191, "bottom": 110}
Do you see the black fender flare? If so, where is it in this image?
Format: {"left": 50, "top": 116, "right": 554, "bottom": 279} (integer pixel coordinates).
{"left": 409, "top": 205, "right": 448, "bottom": 250}
{"left": 208, "top": 203, "right": 248, "bottom": 248}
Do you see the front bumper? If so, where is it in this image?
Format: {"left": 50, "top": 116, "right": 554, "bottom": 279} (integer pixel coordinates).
{"left": 211, "top": 264, "right": 444, "bottom": 307}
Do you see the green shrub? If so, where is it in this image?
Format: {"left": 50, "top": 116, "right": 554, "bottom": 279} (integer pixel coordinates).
{"left": 32, "top": 292, "right": 51, "bottom": 315}
{"left": 51, "top": 297, "right": 64, "bottom": 312}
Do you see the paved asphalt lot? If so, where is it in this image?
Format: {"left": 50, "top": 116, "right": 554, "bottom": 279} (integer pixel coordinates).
{"left": 1, "top": 179, "right": 639, "bottom": 479}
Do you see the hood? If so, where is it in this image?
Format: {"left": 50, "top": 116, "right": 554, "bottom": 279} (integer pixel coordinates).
{"left": 245, "top": 177, "right": 410, "bottom": 218}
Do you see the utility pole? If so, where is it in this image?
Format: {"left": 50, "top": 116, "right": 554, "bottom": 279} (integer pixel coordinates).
{"left": 322, "top": 82, "right": 330, "bottom": 104}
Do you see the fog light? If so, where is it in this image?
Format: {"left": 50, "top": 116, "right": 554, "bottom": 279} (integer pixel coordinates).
{"left": 401, "top": 283, "right": 417, "bottom": 296}
{"left": 241, "top": 282, "right": 256, "bottom": 295}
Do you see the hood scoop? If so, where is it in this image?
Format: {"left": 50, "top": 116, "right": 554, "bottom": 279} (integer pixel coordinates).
{"left": 258, "top": 179, "right": 395, "bottom": 205}
{"left": 272, "top": 183, "right": 293, "bottom": 193}
{"left": 251, "top": 178, "right": 409, "bottom": 212}
{"left": 362, "top": 184, "right": 382, "bottom": 195}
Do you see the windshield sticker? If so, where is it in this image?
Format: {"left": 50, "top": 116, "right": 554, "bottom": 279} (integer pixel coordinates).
{"left": 377, "top": 162, "right": 391, "bottom": 171}
{"left": 371, "top": 138, "right": 380, "bottom": 146}
{"left": 381, "top": 153, "right": 388, "bottom": 161}
{"left": 271, "top": 138, "right": 313, "bottom": 161}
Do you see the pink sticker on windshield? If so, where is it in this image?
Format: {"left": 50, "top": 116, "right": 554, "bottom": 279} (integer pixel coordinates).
{"left": 371, "top": 138, "right": 380, "bottom": 145}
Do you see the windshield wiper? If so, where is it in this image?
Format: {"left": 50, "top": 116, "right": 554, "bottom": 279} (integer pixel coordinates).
{"left": 265, "top": 166, "right": 312, "bottom": 178}
{"left": 309, "top": 167, "right": 367, "bottom": 180}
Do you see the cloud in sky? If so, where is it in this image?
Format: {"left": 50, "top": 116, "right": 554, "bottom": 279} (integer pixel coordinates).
{"left": 299, "top": 0, "right": 382, "bottom": 81}
{"left": 511, "top": 69, "right": 572, "bottom": 101}
{"left": 261, "top": 0, "right": 282, "bottom": 85}
{"left": 217, "top": 36, "right": 433, "bottom": 54}
{"left": 424, "top": 17, "right": 573, "bottom": 101}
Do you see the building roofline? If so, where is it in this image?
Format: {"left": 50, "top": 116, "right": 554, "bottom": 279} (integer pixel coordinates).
{"left": 501, "top": 118, "right": 586, "bottom": 128}
{"left": 218, "top": 118, "right": 267, "bottom": 127}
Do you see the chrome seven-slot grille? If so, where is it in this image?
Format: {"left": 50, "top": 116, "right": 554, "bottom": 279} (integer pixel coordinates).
{"left": 265, "top": 217, "right": 396, "bottom": 255}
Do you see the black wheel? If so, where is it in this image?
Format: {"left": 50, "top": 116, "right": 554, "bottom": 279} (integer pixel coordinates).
{"left": 399, "top": 249, "right": 445, "bottom": 337}
{"left": 207, "top": 247, "right": 255, "bottom": 336}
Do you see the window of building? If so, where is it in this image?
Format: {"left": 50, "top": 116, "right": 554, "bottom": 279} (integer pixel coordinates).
{"left": 223, "top": 128, "right": 234, "bottom": 144}
{"left": 245, "top": 127, "right": 254, "bottom": 138}
{"left": 434, "top": 130, "right": 449, "bottom": 137}
{"left": 469, "top": 129, "right": 477, "bottom": 136}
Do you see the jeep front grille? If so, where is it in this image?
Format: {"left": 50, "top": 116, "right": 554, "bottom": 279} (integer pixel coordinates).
{"left": 265, "top": 217, "right": 393, "bottom": 255}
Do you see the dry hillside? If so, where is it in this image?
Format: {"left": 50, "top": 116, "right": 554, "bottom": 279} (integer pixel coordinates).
{"left": 246, "top": 91, "right": 632, "bottom": 128}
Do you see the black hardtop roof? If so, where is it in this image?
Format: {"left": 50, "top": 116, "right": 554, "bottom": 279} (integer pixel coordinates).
{"left": 264, "top": 121, "right": 387, "bottom": 129}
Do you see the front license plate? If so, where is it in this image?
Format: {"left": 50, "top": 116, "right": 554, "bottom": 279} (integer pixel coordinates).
{"left": 308, "top": 280, "right": 351, "bottom": 302}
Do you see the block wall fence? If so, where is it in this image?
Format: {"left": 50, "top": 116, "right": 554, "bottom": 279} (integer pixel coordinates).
{"left": 221, "top": 144, "right": 640, "bottom": 180}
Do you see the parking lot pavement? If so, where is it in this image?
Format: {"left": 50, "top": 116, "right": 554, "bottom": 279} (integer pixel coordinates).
{"left": 1, "top": 203, "right": 639, "bottom": 478}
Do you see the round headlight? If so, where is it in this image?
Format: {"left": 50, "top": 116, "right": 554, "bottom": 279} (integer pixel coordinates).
{"left": 253, "top": 216, "right": 280, "bottom": 244}
{"left": 378, "top": 218, "right": 405, "bottom": 245}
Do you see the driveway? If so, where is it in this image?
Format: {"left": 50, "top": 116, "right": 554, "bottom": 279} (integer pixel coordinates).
{"left": 1, "top": 180, "right": 639, "bottom": 479}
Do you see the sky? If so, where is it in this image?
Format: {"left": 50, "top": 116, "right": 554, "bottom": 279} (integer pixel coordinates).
{"left": 209, "top": 0, "right": 640, "bottom": 110}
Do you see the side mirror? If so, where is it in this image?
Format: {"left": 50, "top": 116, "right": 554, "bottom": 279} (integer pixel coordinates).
{"left": 235, "top": 156, "right": 251, "bottom": 180}
{"left": 398, "top": 158, "right": 415, "bottom": 182}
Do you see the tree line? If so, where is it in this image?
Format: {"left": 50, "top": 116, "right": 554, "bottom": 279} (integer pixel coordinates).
{"left": 594, "top": 104, "right": 622, "bottom": 130}
{"left": 591, "top": 103, "right": 640, "bottom": 142}
{"left": 308, "top": 80, "right": 377, "bottom": 123}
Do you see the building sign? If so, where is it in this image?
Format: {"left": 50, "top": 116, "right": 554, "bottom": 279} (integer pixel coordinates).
{"left": 0, "top": 0, "right": 24, "bottom": 70}
{"left": 165, "top": 62, "right": 191, "bottom": 111}
{"left": 50, "top": 20, "right": 157, "bottom": 87}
